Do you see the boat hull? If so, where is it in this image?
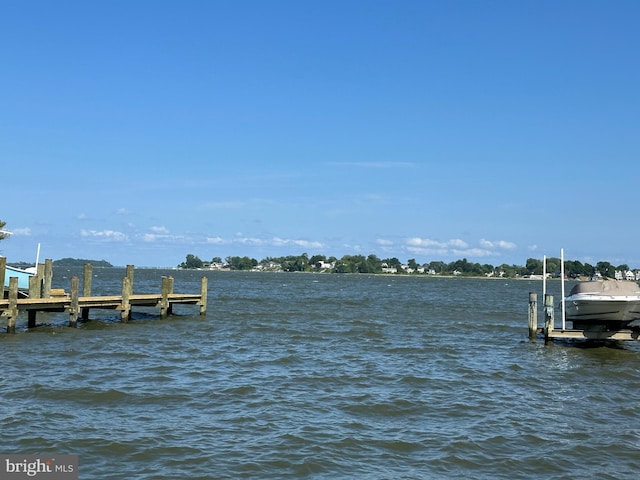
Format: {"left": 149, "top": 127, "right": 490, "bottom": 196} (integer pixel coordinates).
{"left": 3, "top": 265, "right": 34, "bottom": 290}
{"left": 564, "top": 280, "right": 640, "bottom": 330}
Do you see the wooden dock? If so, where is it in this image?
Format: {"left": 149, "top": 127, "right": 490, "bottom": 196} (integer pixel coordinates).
{"left": 1, "top": 258, "right": 207, "bottom": 333}
{"left": 528, "top": 292, "right": 640, "bottom": 343}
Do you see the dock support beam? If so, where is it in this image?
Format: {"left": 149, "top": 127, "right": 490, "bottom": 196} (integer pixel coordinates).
{"left": 27, "top": 275, "right": 41, "bottom": 328}
{"left": 43, "top": 259, "right": 53, "bottom": 298}
{"left": 82, "top": 264, "right": 93, "bottom": 321}
{"left": 121, "top": 277, "right": 132, "bottom": 322}
{"left": 5, "top": 278, "right": 19, "bottom": 333}
{"left": 200, "top": 277, "right": 208, "bottom": 316}
{"left": 160, "top": 276, "right": 173, "bottom": 319}
{"left": 528, "top": 292, "right": 537, "bottom": 341}
{"left": 0, "top": 257, "right": 5, "bottom": 299}
{"left": 544, "top": 294, "right": 555, "bottom": 344}
{"left": 69, "top": 276, "right": 79, "bottom": 327}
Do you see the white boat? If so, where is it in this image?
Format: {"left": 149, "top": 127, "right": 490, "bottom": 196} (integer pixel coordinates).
{"left": 2, "top": 244, "right": 39, "bottom": 291}
{"left": 3, "top": 264, "right": 35, "bottom": 290}
{"left": 565, "top": 280, "right": 640, "bottom": 329}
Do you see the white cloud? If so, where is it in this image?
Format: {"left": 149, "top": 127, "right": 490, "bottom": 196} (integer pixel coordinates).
{"left": 448, "top": 238, "right": 469, "bottom": 249}
{"left": 292, "top": 239, "right": 324, "bottom": 249}
{"left": 406, "top": 237, "right": 468, "bottom": 249}
{"left": 376, "top": 238, "right": 394, "bottom": 246}
{"left": 143, "top": 234, "right": 162, "bottom": 242}
{"left": 235, "top": 236, "right": 264, "bottom": 246}
{"left": 451, "top": 247, "right": 494, "bottom": 257}
{"left": 404, "top": 237, "right": 517, "bottom": 258}
{"left": 141, "top": 227, "right": 187, "bottom": 243}
{"left": 480, "top": 239, "right": 516, "bottom": 250}
{"left": 116, "top": 208, "right": 132, "bottom": 215}
{"left": 81, "top": 229, "right": 127, "bottom": 241}
{"left": 232, "top": 236, "right": 324, "bottom": 249}
{"left": 206, "top": 236, "right": 225, "bottom": 244}
{"left": 11, "top": 227, "right": 31, "bottom": 236}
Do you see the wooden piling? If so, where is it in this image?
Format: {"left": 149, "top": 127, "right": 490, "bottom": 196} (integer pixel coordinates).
{"left": 200, "top": 277, "right": 208, "bottom": 316}
{"left": 43, "top": 259, "right": 53, "bottom": 298}
{"left": 69, "top": 276, "right": 79, "bottom": 327}
{"left": 528, "top": 292, "right": 537, "bottom": 341}
{"left": 0, "top": 256, "right": 5, "bottom": 298}
{"left": 27, "top": 274, "right": 39, "bottom": 328}
{"left": 6, "top": 277, "right": 19, "bottom": 333}
{"left": 544, "top": 294, "right": 554, "bottom": 344}
{"left": 82, "top": 264, "right": 93, "bottom": 321}
{"left": 120, "top": 277, "right": 132, "bottom": 322}
{"left": 83, "top": 264, "right": 93, "bottom": 296}
{"left": 28, "top": 274, "right": 41, "bottom": 300}
{"left": 126, "top": 265, "right": 134, "bottom": 291}
{"left": 160, "top": 276, "right": 173, "bottom": 318}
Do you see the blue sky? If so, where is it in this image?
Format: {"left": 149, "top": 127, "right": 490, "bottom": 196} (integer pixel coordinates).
{"left": 1, "top": 1, "right": 639, "bottom": 268}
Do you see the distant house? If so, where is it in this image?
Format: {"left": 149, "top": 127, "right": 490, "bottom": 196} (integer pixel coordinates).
{"left": 256, "top": 261, "right": 281, "bottom": 271}
{"left": 209, "top": 262, "right": 227, "bottom": 270}
{"left": 315, "top": 261, "right": 335, "bottom": 270}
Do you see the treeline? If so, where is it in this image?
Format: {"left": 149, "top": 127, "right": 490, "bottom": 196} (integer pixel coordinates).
{"left": 178, "top": 253, "right": 636, "bottom": 278}
{"left": 53, "top": 258, "right": 114, "bottom": 267}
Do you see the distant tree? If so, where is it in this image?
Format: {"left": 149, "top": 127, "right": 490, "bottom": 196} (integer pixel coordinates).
{"left": 525, "top": 258, "right": 543, "bottom": 275}
{"left": 544, "top": 257, "right": 562, "bottom": 277}
{"left": 179, "top": 254, "right": 203, "bottom": 269}
{"left": 0, "top": 220, "right": 9, "bottom": 241}
{"left": 407, "top": 258, "right": 419, "bottom": 271}
{"left": 382, "top": 257, "right": 402, "bottom": 269}
{"left": 309, "top": 254, "right": 326, "bottom": 266}
{"left": 564, "top": 260, "right": 585, "bottom": 278}
{"left": 483, "top": 264, "right": 494, "bottom": 273}
{"left": 54, "top": 258, "right": 113, "bottom": 267}
{"left": 596, "top": 261, "right": 615, "bottom": 278}
{"left": 211, "top": 257, "right": 222, "bottom": 264}
{"left": 226, "top": 256, "right": 258, "bottom": 270}
{"left": 583, "top": 263, "right": 595, "bottom": 277}
{"left": 617, "top": 264, "right": 629, "bottom": 273}
{"left": 428, "top": 261, "right": 446, "bottom": 274}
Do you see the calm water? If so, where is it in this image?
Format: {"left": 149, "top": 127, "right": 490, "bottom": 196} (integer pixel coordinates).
{"left": 1, "top": 269, "right": 639, "bottom": 479}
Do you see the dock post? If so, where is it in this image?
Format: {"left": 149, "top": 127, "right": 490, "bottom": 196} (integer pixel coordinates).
{"left": 0, "top": 256, "right": 5, "bottom": 298}
{"left": 27, "top": 276, "right": 40, "bottom": 328}
{"left": 528, "top": 292, "right": 537, "bottom": 341}
{"left": 544, "top": 294, "right": 554, "bottom": 344}
{"left": 69, "top": 276, "right": 79, "bottom": 327}
{"left": 200, "top": 277, "right": 208, "bottom": 316}
{"left": 6, "top": 277, "right": 19, "bottom": 333}
{"left": 43, "top": 259, "right": 53, "bottom": 298}
{"left": 167, "top": 276, "right": 174, "bottom": 316}
{"left": 126, "top": 265, "right": 134, "bottom": 292}
{"left": 160, "top": 276, "right": 172, "bottom": 318}
{"left": 36, "top": 263, "right": 44, "bottom": 292}
{"left": 83, "top": 264, "right": 93, "bottom": 296}
{"left": 28, "top": 274, "right": 42, "bottom": 299}
{"left": 120, "top": 277, "right": 132, "bottom": 322}
{"left": 27, "top": 273, "right": 43, "bottom": 328}
{"left": 82, "top": 264, "right": 93, "bottom": 321}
